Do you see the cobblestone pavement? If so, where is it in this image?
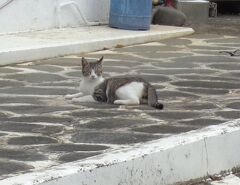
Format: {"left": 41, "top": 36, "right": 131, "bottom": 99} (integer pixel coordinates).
{"left": 0, "top": 33, "right": 239, "bottom": 179}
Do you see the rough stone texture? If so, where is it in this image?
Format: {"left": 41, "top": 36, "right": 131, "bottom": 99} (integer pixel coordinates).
{"left": 178, "top": 87, "right": 229, "bottom": 95}
{"left": 0, "top": 122, "right": 64, "bottom": 135}
{"left": 3, "top": 73, "right": 66, "bottom": 83}
{"left": 72, "top": 102, "right": 119, "bottom": 109}
{"left": 0, "top": 160, "right": 33, "bottom": 176}
{"left": 113, "top": 45, "right": 180, "bottom": 53}
{"left": 0, "top": 122, "right": 43, "bottom": 133}
{"left": 0, "top": 133, "right": 7, "bottom": 137}
{"left": 181, "top": 103, "right": 217, "bottom": 110}
{"left": 37, "top": 58, "right": 81, "bottom": 66}
{"left": 37, "top": 82, "right": 78, "bottom": 87}
{"left": 227, "top": 102, "right": 240, "bottom": 110}
{"left": 133, "top": 125, "right": 197, "bottom": 134}
{"left": 0, "top": 112, "right": 8, "bottom": 120}
{"left": 0, "top": 105, "right": 77, "bottom": 114}
{"left": 71, "top": 132, "right": 161, "bottom": 145}
{"left": 180, "top": 119, "right": 225, "bottom": 127}
{"left": 0, "top": 97, "right": 41, "bottom": 104}
{"left": 0, "top": 149, "right": 46, "bottom": 161}
{"left": 207, "top": 38, "right": 240, "bottom": 44}
{"left": 46, "top": 144, "right": 108, "bottom": 152}
{"left": 148, "top": 111, "right": 201, "bottom": 120}
{"left": 136, "top": 74, "right": 171, "bottom": 83}
{"left": 65, "top": 71, "right": 82, "bottom": 78}
{"left": 193, "top": 182, "right": 211, "bottom": 185}
{"left": 137, "top": 52, "right": 193, "bottom": 59}
{"left": 78, "top": 118, "right": 154, "bottom": 129}
{"left": 0, "top": 24, "right": 240, "bottom": 179}
{"left": 0, "top": 67, "right": 21, "bottom": 74}
{"left": 173, "top": 55, "right": 239, "bottom": 63}
{"left": 157, "top": 90, "right": 199, "bottom": 99}
{"left": 227, "top": 72, "right": 240, "bottom": 78}
{"left": 172, "top": 81, "right": 240, "bottom": 89}
{"left": 176, "top": 75, "right": 239, "bottom": 82}
{"left": 0, "top": 116, "right": 72, "bottom": 124}
{"left": 58, "top": 152, "right": 102, "bottom": 162}
{"left": 70, "top": 110, "right": 123, "bottom": 118}
{"left": 0, "top": 80, "right": 24, "bottom": 87}
{"left": 8, "top": 136, "right": 58, "bottom": 145}
{"left": 0, "top": 87, "right": 78, "bottom": 95}
{"left": 158, "top": 38, "right": 192, "bottom": 45}
{"left": 17, "top": 65, "right": 64, "bottom": 73}
{"left": 209, "top": 63, "right": 240, "bottom": 71}
{"left": 86, "top": 53, "right": 143, "bottom": 63}
{"left": 139, "top": 69, "right": 217, "bottom": 75}
{"left": 216, "top": 111, "right": 240, "bottom": 119}
{"left": 152, "top": 61, "right": 197, "bottom": 68}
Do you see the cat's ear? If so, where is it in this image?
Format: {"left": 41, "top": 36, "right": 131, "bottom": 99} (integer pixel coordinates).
{"left": 82, "top": 57, "right": 88, "bottom": 67}
{"left": 98, "top": 56, "right": 104, "bottom": 64}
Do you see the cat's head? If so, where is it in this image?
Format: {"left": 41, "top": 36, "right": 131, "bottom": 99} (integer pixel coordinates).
{"left": 81, "top": 56, "right": 103, "bottom": 80}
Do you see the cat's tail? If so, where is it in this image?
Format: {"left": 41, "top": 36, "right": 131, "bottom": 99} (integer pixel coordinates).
{"left": 148, "top": 86, "right": 164, "bottom": 110}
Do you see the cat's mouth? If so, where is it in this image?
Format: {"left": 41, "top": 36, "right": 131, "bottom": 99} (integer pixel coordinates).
{"left": 90, "top": 76, "right": 97, "bottom": 80}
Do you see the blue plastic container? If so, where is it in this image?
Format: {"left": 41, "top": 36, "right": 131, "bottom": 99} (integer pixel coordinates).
{"left": 109, "top": 0, "right": 152, "bottom": 30}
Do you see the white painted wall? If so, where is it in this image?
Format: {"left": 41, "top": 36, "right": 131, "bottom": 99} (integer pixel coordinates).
{"left": 0, "top": 0, "right": 110, "bottom": 34}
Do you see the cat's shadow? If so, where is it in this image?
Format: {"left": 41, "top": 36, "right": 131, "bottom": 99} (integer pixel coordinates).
{"left": 74, "top": 102, "right": 158, "bottom": 111}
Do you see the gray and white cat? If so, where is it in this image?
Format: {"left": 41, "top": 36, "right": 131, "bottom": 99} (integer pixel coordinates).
{"left": 66, "top": 57, "right": 163, "bottom": 109}
{"left": 93, "top": 76, "right": 163, "bottom": 109}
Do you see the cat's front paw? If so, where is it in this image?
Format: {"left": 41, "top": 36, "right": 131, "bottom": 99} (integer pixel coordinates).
{"left": 72, "top": 95, "right": 95, "bottom": 103}
{"left": 65, "top": 92, "right": 84, "bottom": 99}
{"left": 113, "top": 100, "right": 122, "bottom": 105}
{"left": 72, "top": 98, "right": 83, "bottom": 103}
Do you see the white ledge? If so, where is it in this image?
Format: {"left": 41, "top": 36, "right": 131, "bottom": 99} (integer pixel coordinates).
{"left": 1, "top": 119, "right": 240, "bottom": 185}
{"left": 0, "top": 25, "right": 194, "bottom": 66}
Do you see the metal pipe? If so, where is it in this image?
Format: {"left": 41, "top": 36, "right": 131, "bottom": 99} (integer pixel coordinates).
{"left": 57, "top": 0, "right": 104, "bottom": 27}
{"left": 0, "top": 0, "right": 14, "bottom": 10}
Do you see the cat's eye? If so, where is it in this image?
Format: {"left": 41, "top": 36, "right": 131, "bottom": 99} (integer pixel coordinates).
{"left": 95, "top": 66, "right": 102, "bottom": 76}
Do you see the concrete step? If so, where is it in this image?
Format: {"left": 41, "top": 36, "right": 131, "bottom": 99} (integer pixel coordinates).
{"left": 1, "top": 119, "right": 240, "bottom": 185}
{"left": 0, "top": 30, "right": 240, "bottom": 184}
{"left": 0, "top": 25, "right": 194, "bottom": 66}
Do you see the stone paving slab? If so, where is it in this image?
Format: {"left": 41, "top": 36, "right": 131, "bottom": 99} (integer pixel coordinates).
{"left": 0, "top": 33, "right": 239, "bottom": 180}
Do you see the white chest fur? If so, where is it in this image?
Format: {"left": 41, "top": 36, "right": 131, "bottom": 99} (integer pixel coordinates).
{"left": 79, "top": 76, "right": 104, "bottom": 95}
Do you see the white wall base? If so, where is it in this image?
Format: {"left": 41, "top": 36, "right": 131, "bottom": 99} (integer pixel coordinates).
{"left": 1, "top": 119, "right": 240, "bottom": 185}
{"left": 0, "top": 0, "right": 110, "bottom": 34}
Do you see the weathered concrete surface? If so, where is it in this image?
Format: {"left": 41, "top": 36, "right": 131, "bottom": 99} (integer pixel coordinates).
{"left": 1, "top": 119, "right": 240, "bottom": 185}
{"left": 0, "top": 17, "right": 240, "bottom": 183}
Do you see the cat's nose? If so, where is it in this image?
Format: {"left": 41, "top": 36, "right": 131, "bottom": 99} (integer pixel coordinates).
{"left": 90, "top": 75, "right": 96, "bottom": 79}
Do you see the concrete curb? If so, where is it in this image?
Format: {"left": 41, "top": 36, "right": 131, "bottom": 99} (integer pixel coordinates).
{"left": 0, "top": 25, "right": 194, "bottom": 66}
{"left": 1, "top": 119, "right": 240, "bottom": 185}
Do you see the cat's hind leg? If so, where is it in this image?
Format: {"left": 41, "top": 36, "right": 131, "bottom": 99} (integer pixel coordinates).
{"left": 114, "top": 98, "right": 140, "bottom": 105}
{"left": 114, "top": 82, "right": 144, "bottom": 105}
{"left": 65, "top": 92, "right": 84, "bottom": 99}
